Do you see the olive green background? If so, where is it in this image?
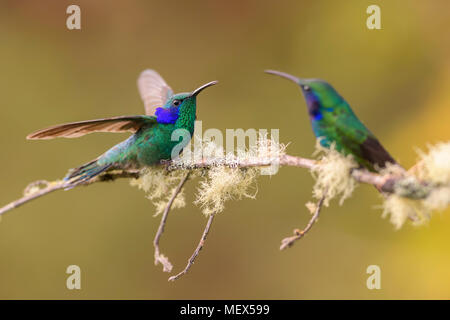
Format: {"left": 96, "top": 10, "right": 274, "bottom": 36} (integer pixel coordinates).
{"left": 0, "top": 0, "right": 449, "bottom": 299}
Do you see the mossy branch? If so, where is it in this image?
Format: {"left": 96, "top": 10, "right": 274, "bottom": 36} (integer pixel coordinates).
{"left": 0, "top": 140, "right": 448, "bottom": 280}
{"left": 167, "top": 154, "right": 432, "bottom": 199}
{"left": 0, "top": 154, "right": 436, "bottom": 217}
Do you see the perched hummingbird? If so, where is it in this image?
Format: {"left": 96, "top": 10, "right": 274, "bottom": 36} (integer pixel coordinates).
{"left": 27, "top": 70, "right": 217, "bottom": 187}
{"left": 265, "top": 70, "right": 396, "bottom": 171}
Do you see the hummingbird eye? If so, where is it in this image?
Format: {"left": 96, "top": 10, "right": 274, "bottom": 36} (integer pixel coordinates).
{"left": 303, "top": 85, "right": 310, "bottom": 91}
{"left": 173, "top": 100, "right": 181, "bottom": 106}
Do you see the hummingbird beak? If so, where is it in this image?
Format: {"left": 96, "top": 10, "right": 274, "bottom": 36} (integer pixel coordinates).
{"left": 191, "top": 81, "right": 218, "bottom": 97}
{"left": 264, "top": 70, "right": 306, "bottom": 85}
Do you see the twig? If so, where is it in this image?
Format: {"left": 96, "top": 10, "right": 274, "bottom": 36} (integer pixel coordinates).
{"left": 0, "top": 181, "right": 69, "bottom": 215}
{"left": 168, "top": 213, "right": 216, "bottom": 281}
{"left": 153, "top": 172, "right": 191, "bottom": 273}
{"left": 280, "top": 191, "right": 327, "bottom": 250}
{"left": 0, "top": 170, "right": 140, "bottom": 216}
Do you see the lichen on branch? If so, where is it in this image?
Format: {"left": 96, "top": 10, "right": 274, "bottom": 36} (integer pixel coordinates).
{"left": 129, "top": 168, "right": 187, "bottom": 216}
{"left": 310, "top": 140, "right": 358, "bottom": 206}
{"left": 381, "top": 141, "right": 450, "bottom": 229}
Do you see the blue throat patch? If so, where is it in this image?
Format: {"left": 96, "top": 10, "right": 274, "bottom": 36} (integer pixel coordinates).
{"left": 306, "top": 90, "right": 334, "bottom": 122}
{"left": 312, "top": 107, "right": 334, "bottom": 121}
{"left": 312, "top": 110, "right": 323, "bottom": 121}
{"left": 155, "top": 107, "right": 179, "bottom": 124}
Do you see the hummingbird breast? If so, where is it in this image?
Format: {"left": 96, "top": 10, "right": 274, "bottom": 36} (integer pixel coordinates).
{"left": 134, "top": 123, "right": 183, "bottom": 167}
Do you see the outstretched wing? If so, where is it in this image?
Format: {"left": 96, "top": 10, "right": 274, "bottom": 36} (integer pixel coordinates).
{"left": 137, "top": 69, "right": 173, "bottom": 115}
{"left": 27, "top": 115, "right": 157, "bottom": 140}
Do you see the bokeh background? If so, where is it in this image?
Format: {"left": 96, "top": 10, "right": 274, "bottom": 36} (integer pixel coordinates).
{"left": 0, "top": 0, "right": 449, "bottom": 299}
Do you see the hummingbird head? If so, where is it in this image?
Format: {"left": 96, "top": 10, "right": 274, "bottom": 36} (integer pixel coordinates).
{"left": 155, "top": 81, "right": 218, "bottom": 124}
{"left": 265, "top": 70, "right": 344, "bottom": 121}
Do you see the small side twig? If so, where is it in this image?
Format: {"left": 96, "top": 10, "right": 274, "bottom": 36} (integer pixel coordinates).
{"left": 168, "top": 213, "right": 216, "bottom": 281}
{"left": 153, "top": 171, "right": 190, "bottom": 273}
{"left": 280, "top": 191, "right": 327, "bottom": 250}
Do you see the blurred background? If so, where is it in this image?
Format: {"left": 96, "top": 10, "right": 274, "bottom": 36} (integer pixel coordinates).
{"left": 0, "top": 0, "right": 449, "bottom": 299}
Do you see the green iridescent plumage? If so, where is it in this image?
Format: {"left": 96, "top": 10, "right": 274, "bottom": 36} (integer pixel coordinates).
{"left": 27, "top": 70, "right": 217, "bottom": 187}
{"left": 266, "top": 70, "right": 396, "bottom": 171}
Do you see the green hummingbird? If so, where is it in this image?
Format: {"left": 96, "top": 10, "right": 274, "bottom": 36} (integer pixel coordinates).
{"left": 265, "top": 70, "right": 396, "bottom": 171}
{"left": 27, "top": 70, "right": 217, "bottom": 187}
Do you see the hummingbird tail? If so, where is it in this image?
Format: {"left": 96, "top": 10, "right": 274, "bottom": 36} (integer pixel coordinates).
{"left": 64, "top": 159, "right": 112, "bottom": 190}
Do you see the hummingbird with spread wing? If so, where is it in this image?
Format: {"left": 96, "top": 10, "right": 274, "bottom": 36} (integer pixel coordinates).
{"left": 27, "top": 70, "right": 217, "bottom": 188}
{"left": 265, "top": 70, "right": 397, "bottom": 172}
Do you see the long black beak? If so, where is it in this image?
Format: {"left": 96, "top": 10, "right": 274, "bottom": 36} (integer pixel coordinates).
{"left": 264, "top": 70, "right": 303, "bottom": 85}
{"left": 191, "top": 81, "right": 218, "bottom": 97}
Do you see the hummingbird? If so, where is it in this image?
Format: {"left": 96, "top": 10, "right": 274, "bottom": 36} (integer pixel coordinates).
{"left": 265, "top": 70, "right": 396, "bottom": 171}
{"left": 27, "top": 70, "right": 217, "bottom": 187}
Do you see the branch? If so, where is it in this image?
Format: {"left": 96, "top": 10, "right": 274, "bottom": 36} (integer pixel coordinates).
{"left": 0, "top": 154, "right": 430, "bottom": 217}
{"left": 0, "top": 152, "right": 440, "bottom": 283}
{"left": 166, "top": 155, "right": 430, "bottom": 199}
{"left": 153, "top": 172, "right": 190, "bottom": 273}
{"left": 280, "top": 190, "right": 327, "bottom": 250}
{"left": 168, "top": 213, "right": 216, "bottom": 282}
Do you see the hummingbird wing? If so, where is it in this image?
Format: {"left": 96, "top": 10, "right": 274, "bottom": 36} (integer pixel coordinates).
{"left": 335, "top": 115, "right": 396, "bottom": 170}
{"left": 359, "top": 135, "right": 397, "bottom": 168}
{"left": 137, "top": 69, "right": 173, "bottom": 115}
{"left": 27, "top": 115, "right": 156, "bottom": 140}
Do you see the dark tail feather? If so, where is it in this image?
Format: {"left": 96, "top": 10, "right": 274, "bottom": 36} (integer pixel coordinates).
{"left": 64, "top": 159, "right": 112, "bottom": 189}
